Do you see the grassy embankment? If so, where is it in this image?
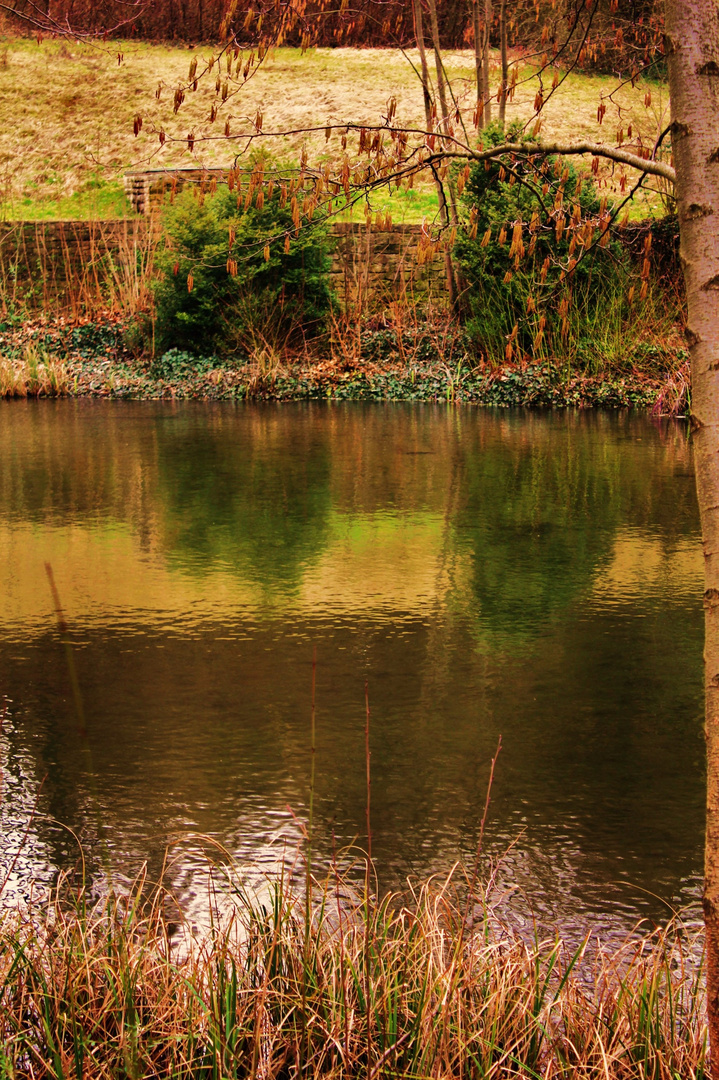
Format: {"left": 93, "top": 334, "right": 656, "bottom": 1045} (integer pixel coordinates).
{"left": 0, "top": 39, "right": 685, "bottom": 406}
{"left": 0, "top": 39, "right": 670, "bottom": 222}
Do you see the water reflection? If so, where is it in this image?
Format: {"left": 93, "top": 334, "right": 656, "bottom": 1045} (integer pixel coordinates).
{"left": 0, "top": 401, "right": 704, "bottom": 935}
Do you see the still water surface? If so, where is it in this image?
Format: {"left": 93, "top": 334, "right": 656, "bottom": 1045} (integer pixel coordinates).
{"left": 0, "top": 401, "right": 705, "bottom": 935}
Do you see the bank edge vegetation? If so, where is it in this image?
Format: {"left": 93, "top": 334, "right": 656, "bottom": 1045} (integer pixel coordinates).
{"left": 0, "top": 860, "right": 708, "bottom": 1079}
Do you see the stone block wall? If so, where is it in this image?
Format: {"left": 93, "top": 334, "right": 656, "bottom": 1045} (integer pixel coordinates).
{"left": 0, "top": 219, "right": 154, "bottom": 313}
{"left": 330, "top": 223, "right": 446, "bottom": 301}
{"left": 0, "top": 216, "right": 446, "bottom": 313}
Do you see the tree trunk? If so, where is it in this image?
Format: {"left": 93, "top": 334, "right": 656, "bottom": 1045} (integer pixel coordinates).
{"left": 472, "top": 0, "right": 485, "bottom": 128}
{"left": 482, "top": 0, "right": 492, "bottom": 126}
{"left": 426, "top": 0, "right": 461, "bottom": 237}
{"left": 426, "top": 0, "right": 452, "bottom": 139}
{"left": 498, "top": 0, "right": 508, "bottom": 128}
{"left": 665, "top": 0, "right": 719, "bottom": 1070}
{"left": 412, "top": 0, "right": 457, "bottom": 307}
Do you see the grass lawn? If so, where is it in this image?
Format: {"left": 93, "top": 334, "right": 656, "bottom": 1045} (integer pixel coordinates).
{"left": 0, "top": 39, "right": 669, "bottom": 222}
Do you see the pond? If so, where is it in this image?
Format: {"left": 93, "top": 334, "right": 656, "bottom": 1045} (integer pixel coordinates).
{"left": 0, "top": 400, "right": 704, "bottom": 937}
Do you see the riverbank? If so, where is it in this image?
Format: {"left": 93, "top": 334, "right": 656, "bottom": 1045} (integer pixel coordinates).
{"left": 0, "top": 864, "right": 706, "bottom": 1078}
{"left": 0, "top": 315, "right": 689, "bottom": 412}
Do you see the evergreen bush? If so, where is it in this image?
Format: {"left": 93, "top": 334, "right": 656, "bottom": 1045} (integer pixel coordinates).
{"left": 455, "top": 121, "right": 633, "bottom": 369}
{"left": 152, "top": 176, "right": 332, "bottom": 358}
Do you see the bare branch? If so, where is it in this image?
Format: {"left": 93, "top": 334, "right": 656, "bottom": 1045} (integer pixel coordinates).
{"left": 468, "top": 140, "right": 676, "bottom": 183}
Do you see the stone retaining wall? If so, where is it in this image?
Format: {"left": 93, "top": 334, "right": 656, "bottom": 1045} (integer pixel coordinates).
{"left": 0, "top": 217, "right": 446, "bottom": 311}
{"left": 329, "top": 223, "right": 445, "bottom": 301}
{"left": 0, "top": 219, "right": 153, "bottom": 312}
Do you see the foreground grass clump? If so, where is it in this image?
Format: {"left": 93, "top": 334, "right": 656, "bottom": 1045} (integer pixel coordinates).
{"left": 0, "top": 344, "right": 68, "bottom": 397}
{"left": 0, "top": 866, "right": 706, "bottom": 1078}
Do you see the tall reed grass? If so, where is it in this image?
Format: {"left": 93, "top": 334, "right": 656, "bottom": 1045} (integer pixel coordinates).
{"left": 0, "top": 343, "right": 68, "bottom": 397}
{"left": 0, "top": 857, "right": 706, "bottom": 1079}
{"left": 464, "top": 272, "right": 685, "bottom": 381}
{"left": 0, "top": 217, "right": 159, "bottom": 321}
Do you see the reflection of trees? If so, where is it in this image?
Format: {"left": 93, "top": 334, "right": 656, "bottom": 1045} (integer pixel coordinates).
{"left": 0, "top": 402, "right": 336, "bottom": 595}
{"left": 447, "top": 412, "right": 698, "bottom": 648}
{"left": 0, "top": 401, "right": 704, "bottom": 923}
{"left": 154, "top": 407, "right": 332, "bottom": 592}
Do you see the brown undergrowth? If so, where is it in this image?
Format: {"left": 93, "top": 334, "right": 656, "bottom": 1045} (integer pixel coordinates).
{"left": 0, "top": 858, "right": 706, "bottom": 1079}
{"left": 0, "top": 218, "right": 159, "bottom": 322}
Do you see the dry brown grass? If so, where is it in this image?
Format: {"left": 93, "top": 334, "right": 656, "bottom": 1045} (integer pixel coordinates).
{"left": 0, "top": 217, "right": 159, "bottom": 317}
{"left": 0, "top": 39, "right": 666, "bottom": 217}
{"left": 0, "top": 858, "right": 706, "bottom": 1079}
{"left": 0, "top": 342, "right": 69, "bottom": 396}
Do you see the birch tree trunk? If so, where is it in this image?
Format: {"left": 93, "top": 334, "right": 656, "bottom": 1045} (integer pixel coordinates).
{"left": 472, "top": 0, "right": 485, "bottom": 128}
{"left": 665, "top": 0, "right": 719, "bottom": 1067}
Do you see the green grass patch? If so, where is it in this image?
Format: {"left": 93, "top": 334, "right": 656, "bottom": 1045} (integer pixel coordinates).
{"left": 337, "top": 185, "right": 439, "bottom": 224}
{"left": 1, "top": 180, "right": 131, "bottom": 221}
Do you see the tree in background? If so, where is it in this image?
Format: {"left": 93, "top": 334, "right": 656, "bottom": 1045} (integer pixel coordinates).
{"left": 0, "top": 0, "right": 144, "bottom": 37}
{"left": 0, "top": 0, "right": 665, "bottom": 56}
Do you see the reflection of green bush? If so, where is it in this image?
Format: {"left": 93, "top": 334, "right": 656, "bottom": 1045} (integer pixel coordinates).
{"left": 449, "top": 424, "right": 626, "bottom": 649}
{"left": 153, "top": 182, "right": 332, "bottom": 358}
{"left": 155, "top": 418, "right": 332, "bottom": 593}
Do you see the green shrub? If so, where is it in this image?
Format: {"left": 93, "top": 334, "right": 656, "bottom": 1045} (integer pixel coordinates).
{"left": 152, "top": 177, "right": 332, "bottom": 358}
{"left": 455, "top": 122, "right": 634, "bottom": 370}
